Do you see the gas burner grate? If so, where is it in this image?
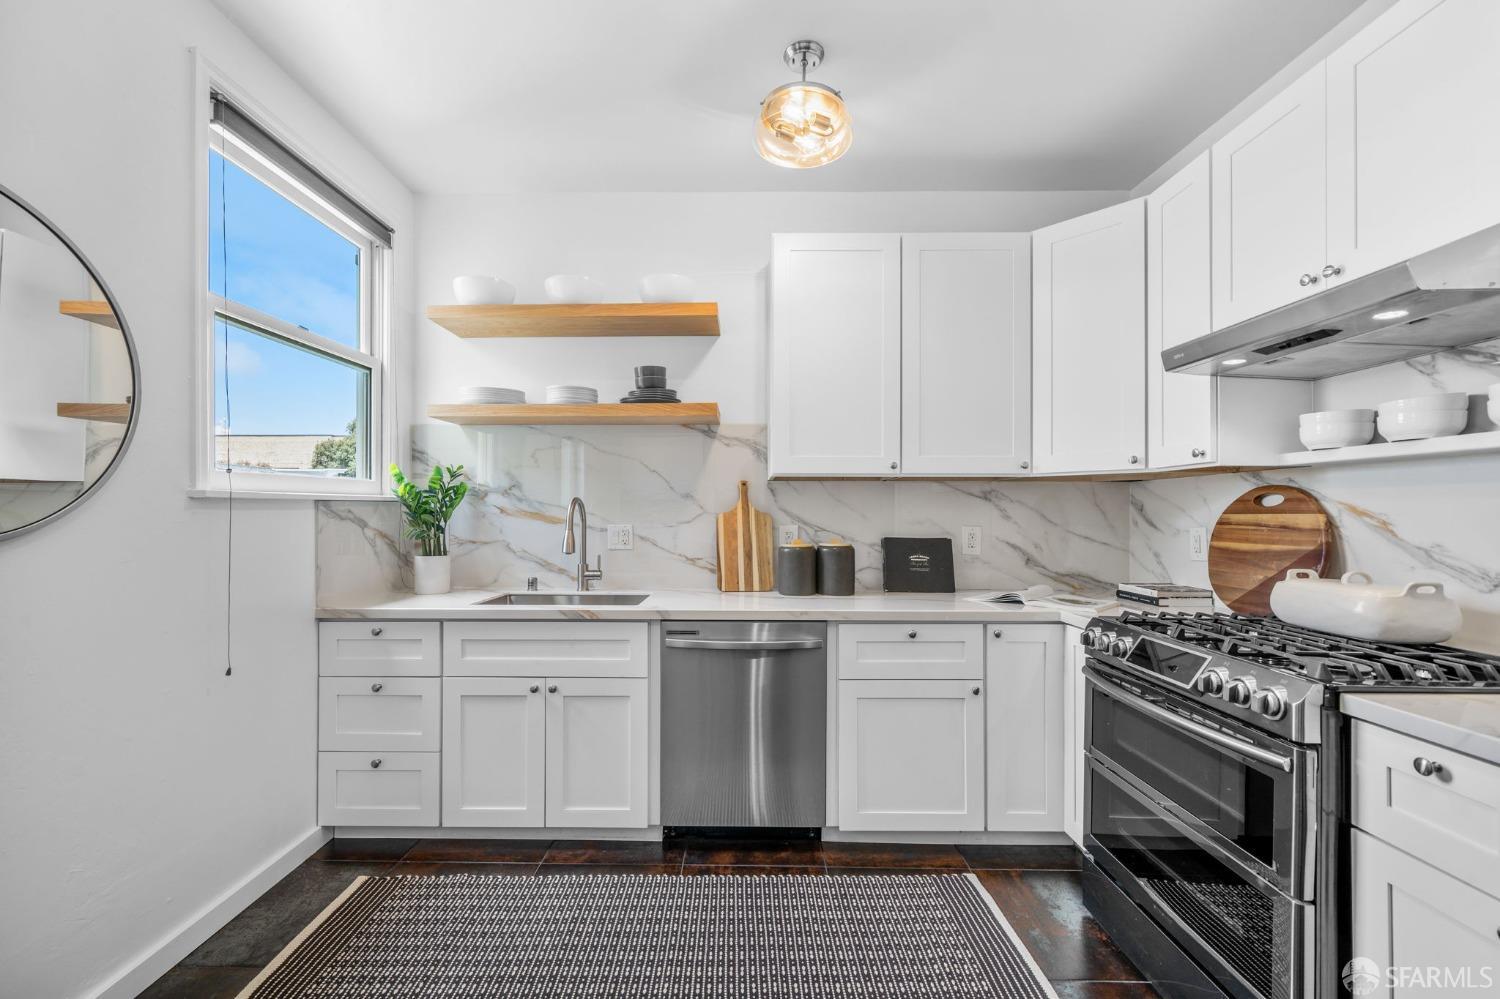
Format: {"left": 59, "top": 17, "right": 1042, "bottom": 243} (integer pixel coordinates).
{"left": 1118, "top": 611, "right": 1500, "bottom": 688}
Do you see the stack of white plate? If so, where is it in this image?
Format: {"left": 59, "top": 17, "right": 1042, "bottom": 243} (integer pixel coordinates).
{"left": 458, "top": 385, "right": 526, "bottom": 405}
{"left": 546, "top": 385, "right": 598, "bottom": 405}
{"left": 1299, "top": 409, "right": 1375, "bottom": 450}
{"left": 1488, "top": 383, "right": 1499, "bottom": 425}
{"left": 1377, "top": 392, "right": 1469, "bottom": 442}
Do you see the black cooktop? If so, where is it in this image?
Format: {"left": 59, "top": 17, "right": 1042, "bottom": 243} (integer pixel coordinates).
{"left": 1117, "top": 611, "right": 1500, "bottom": 688}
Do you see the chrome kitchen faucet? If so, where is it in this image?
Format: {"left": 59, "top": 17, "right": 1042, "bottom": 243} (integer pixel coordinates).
{"left": 562, "top": 496, "right": 604, "bottom": 591}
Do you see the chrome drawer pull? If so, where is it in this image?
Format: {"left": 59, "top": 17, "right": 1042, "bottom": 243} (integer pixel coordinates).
{"left": 370, "top": 758, "right": 382, "bottom": 769}
{"left": 370, "top": 682, "right": 383, "bottom": 693}
{"left": 1412, "top": 757, "right": 1444, "bottom": 778}
{"left": 370, "top": 626, "right": 383, "bottom": 636}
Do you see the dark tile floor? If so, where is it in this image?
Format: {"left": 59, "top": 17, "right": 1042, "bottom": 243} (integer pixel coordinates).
{"left": 141, "top": 837, "right": 1159, "bottom": 998}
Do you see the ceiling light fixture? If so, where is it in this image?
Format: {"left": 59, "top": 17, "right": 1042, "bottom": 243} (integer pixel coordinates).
{"left": 1221, "top": 358, "right": 1248, "bottom": 366}
{"left": 755, "top": 40, "right": 852, "bottom": 169}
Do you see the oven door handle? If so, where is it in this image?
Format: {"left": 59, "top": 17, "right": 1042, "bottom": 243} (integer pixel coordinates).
{"left": 1097, "top": 677, "right": 1294, "bottom": 773}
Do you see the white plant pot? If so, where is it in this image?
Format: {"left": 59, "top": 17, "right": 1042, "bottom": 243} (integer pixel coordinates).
{"left": 414, "top": 554, "right": 451, "bottom": 595}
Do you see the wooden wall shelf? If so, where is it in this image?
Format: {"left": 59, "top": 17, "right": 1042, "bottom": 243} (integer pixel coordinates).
{"left": 58, "top": 300, "right": 120, "bottom": 329}
{"left": 56, "top": 402, "right": 130, "bottom": 424}
{"left": 427, "top": 402, "right": 720, "bottom": 427}
{"left": 426, "top": 302, "right": 719, "bottom": 338}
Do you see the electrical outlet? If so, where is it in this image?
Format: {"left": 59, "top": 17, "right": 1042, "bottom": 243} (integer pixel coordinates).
{"left": 607, "top": 524, "right": 634, "bottom": 551}
{"left": 961, "top": 525, "right": 982, "bottom": 556}
{"left": 778, "top": 524, "right": 800, "bottom": 546}
{"left": 1189, "top": 527, "right": 1207, "bottom": 562}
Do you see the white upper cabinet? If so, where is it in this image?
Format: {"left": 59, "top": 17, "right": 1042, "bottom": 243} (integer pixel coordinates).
{"left": 1327, "top": 0, "right": 1500, "bottom": 281}
{"left": 901, "top": 234, "right": 1032, "bottom": 476}
{"left": 1211, "top": 64, "right": 1328, "bottom": 329}
{"left": 770, "top": 234, "right": 902, "bottom": 477}
{"left": 1032, "top": 199, "right": 1147, "bottom": 474}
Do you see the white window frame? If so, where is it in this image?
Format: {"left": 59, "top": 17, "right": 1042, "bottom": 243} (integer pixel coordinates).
{"left": 191, "top": 53, "right": 396, "bottom": 499}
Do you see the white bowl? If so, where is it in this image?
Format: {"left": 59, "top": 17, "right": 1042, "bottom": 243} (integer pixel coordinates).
{"left": 1377, "top": 392, "right": 1468, "bottom": 414}
{"left": 1488, "top": 397, "right": 1500, "bottom": 426}
{"left": 1300, "top": 409, "right": 1375, "bottom": 426}
{"left": 1299, "top": 422, "right": 1375, "bottom": 450}
{"left": 1377, "top": 408, "right": 1467, "bottom": 442}
{"left": 638, "top": 273, "right": 697, "bottom": 303}
{"left": 452, "top": 275, "right": 516, "bottom": 305}
{"left": 543, "top": 275, "right": 605, "bottom": 304}
{"left": 1488, "top": 381, "right": 1500, "bottom": 397}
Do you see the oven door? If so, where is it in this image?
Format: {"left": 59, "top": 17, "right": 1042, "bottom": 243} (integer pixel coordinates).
{"left": 1084, "top": 661, "right": 1314, "bottom": 900}
{"left": 1086, "top": 757, "right": 1312, "bottom": 999}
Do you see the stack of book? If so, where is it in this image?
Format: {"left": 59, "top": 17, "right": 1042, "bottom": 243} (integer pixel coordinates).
{"left": 1115, "top": 582, "right": 1215, "bottom": 611}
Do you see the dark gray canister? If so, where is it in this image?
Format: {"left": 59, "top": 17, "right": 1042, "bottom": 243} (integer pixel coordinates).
{"left": 776, "top": 541, "right": 817, "bottom": 596}
{"left": 816, "top": 539, "right": 856, "bottom": 595}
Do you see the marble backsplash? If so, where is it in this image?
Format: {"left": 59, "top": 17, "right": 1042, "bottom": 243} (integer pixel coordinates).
{"left": 317, "top": 423, "right": 1132, "bottom": 601}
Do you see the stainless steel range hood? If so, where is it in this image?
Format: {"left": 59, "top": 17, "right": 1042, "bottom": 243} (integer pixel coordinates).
{"left": 1164, "top": 223, "right": 1500, "bottom": 379}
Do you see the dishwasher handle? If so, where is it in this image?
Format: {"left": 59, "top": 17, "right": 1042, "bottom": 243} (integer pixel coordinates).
{"left": 664, "top": 637, "right": 825, "bottom": 652}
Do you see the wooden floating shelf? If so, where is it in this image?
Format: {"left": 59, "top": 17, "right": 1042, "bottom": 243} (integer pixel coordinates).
{"left": 58, "top": 300, "right": 119, "bottom": 329}
{"left": 428, "top": 402, "right": 720, "bottom": 427}
{"left": 1274, "top": 429, "right": 1500, "bottom": 468}
{"left": 56, "top": 402, "right": 130, "bottom": 424}
{"left": 426, "top": 302, "right": 719, "bottom": 338}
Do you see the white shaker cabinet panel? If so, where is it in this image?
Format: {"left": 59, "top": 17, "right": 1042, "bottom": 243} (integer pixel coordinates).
{"left": 1061, "top": 627, "right": 1087, "bottom": 846}
{"left": 1032, "top": 199, "right": 1147, "bottom": 474}
{"left": 545, "top": 677, "right": 648, "bottom": 829}
{"left": 1352, "top": 829, "right": 1500, "bottom": 999}
{"left": 1327, "top": 0, "right": 1500, "bottom": 282}
{"left": 770, "top": 233, "right": 901, "bottom": 476}
{"left": 318, "top": 677, "right": 440, "bottom": 752}
{"left": 442, "top": 676, "right": 546, "bottom": 827}
{"left": 319, "top": 622, "right": 441, "bottom": 677}
{"left": 1211, "top": 64, "right": 1328, "bottom": 329}
{"left": 443, "top": 621, "right": 647, "bottom": 678}
{"left": 986, "top": 625, "right": 1065, "bottom": 832}
{"left": 318, "top": 751, "right": 439, "bottom": 827}
{"left": 901, "top": 233, "right": 1032, "bottom": 476}
{"left": 837, "top": 679, "right": 985, "bottom": 832}
{"left": 837, "top": 623, "right": 984, "bottom": 681}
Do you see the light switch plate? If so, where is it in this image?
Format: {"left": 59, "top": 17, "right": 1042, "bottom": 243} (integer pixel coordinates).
{"left": 607, "top": 524, "right": 634, "bottom": 551}
{"left": 1189, "top": 527, "right": 1207, "bottom": 562}
{"left": 778, "top": 524, "right": 800, "bottom": 546}
{"left": 961, "top": 525, "right": 982, "bottom": 556}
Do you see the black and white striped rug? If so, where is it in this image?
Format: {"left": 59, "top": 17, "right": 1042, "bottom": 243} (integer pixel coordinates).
{"left": 239, "top": 873, "right": 1058, "bottom": 998}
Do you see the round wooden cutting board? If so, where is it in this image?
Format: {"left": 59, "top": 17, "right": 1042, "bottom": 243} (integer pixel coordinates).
{"left": 1208, "top": 485, "right": 1335, "bottom": 615}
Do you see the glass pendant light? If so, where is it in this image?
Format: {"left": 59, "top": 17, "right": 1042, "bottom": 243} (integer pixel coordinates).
{"left": 755, "top": 40, "right": 852, "bottom": 169}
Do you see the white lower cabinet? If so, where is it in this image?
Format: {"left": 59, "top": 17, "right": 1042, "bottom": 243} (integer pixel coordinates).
{"left": 1061, "top": 627, "right": 1087, "bottom": 845}
{"left": 837, "top": 679, "right": 985, "bottom": 832}
{"left": 545, "top": 677, "right": 648, "bottom": 828}
{"left": 318, "top": 751, "right": 439, "bottom": 827}
{"left": 985, "top": 625, "right": 1065, "bottom": 832}
{"left": 442, "top": 677, "right": 546, "bottom": 827}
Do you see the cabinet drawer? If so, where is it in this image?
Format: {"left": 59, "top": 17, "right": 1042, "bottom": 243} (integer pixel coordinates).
{"left": 837, "top": 623, "right": 983, "bottom": 680}
{"left": 444, "top": 621, "right": 647, "bottom": 678}
{"left": 319, "top": 677, "right": 440, "bottom": 752}
{"left": 319, "top": 622, "right": 440, "bottom": 676}
{"left": 318, "top": 751, "right": 438, "bottom": 827}
{"left": 1352, "top": 719, "right": 1500, "bottom": 899}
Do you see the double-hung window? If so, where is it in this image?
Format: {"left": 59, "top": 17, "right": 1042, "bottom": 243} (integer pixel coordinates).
{"left": 202, "top": 90, "right": 392, "bottom": 495}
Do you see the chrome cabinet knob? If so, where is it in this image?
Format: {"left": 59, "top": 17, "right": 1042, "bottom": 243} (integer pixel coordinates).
{"left": 1225, "top": 676, "right": 1256, "bottom": 706}
{"left": 1322, "top": 264, "right": 1342, "bottom": 278}
{"left": 1252, "top": 686, "right": 1287, "bottom": 721}
{"left": 370, "top": 682, "right": 384, "bottom": 693}
{"left": 889, "top": 461, "right": 898, "bottom": 470}
{"left": 993, "top": 629, "right": 1003, "bottom": 638}
{"left": 972, "top": 686, "right": 982, "bottom": 696}
{"left": 1128, "top": 455, "right": 1140, "bottom": 464}
{"left": 547, "top": 684, "right": 559, "bottom": 693}
{"left": 529, "top": 684, "right": 540, "bottom": 693}
{"left": 908, "top": 630, "right": 918, "bottom": 639}
{"left": 1191, "top": 448, "right": 1206, "bottom": 458}
{"left": 1413, "top": 757, "right": 1444, "bottom": 778}
{"left": 370, "top": 626, "right": 383, "bottom": 636}
{"left": 1299, "top": 273, "right": 1319, "bottom": 287}
{"left": 370, "top": 758, "right": 382, "bottom": 769}
{"left": 1019, "top": 461, "right": 1030, "bottom": 470}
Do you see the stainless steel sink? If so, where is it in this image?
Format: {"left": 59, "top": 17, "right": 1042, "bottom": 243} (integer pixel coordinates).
{"left": 478, "top": 592, "right": 651, "bottom": 606}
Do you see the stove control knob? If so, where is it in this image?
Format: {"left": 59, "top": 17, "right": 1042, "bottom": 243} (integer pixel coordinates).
{"left": 1225, "top": 676, "right": 1257, "bottom": 707}
{"left": 1082, "top": 627, "right": 1104, "bottom": 650}
{"left": 1194, "top": 667, "right": 1227, "bottom": 696}
{"left": 1109, "top": 636, "right": 1133, "bottom": 658}
{"left": 1094, "top": 630, "right": 1117, "bottom": 652}
{"left": 1253, "top": 686, "right": 1288, "bottom": 721}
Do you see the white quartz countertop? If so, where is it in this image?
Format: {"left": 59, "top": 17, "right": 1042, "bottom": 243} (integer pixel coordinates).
{"left": 1342, "top": 692, "right": 1500, "bottom": 767}
{"left": 317, "top": 588, "right": 1112, "bottom": 628}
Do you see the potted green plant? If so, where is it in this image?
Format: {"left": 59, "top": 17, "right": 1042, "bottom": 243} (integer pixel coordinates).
{"left": 390, "top": 463, "right": 468, "bottom": 595}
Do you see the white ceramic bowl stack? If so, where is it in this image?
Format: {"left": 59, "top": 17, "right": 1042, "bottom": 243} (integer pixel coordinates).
{"left": 638, "top": 273, "right": 696, "bottom": 303}
{"left": 545, "top": 385, "right": 598, "bottom": 405}
{"left": 1488, "top": 383, "right": 1500, "bottom": 426}
{"left": 452, "top": 275, "right": 517, "bottom": 305}
{"left": 1298, "top": 409, "right": 1375, "bottom": 450}
{"left": 543, "top": 275, "right": 605, "bottom": 304}
{"left": 1376, "top": 392, "right": 1468, "bottom": 442}
{"left": 458, "top": 385, "right": 525, "bottom": 405}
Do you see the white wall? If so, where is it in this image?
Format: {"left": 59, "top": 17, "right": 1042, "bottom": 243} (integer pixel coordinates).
{"left": 414, "top": 190, "right": 1126, "bottom": 421}
{"left": 0, "top": 1, "right": 413, "bottom": 996}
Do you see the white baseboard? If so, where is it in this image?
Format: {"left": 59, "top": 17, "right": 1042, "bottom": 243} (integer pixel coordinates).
{"left": 335, "top": 825, "right": 663, "bottom": 840}
{"left": 90, "top": 825, "right": 331, "bottom": 999}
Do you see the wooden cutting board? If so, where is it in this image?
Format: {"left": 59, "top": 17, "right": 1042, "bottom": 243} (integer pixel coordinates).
{"left": 716, "top": 480, "right": 774, "bottom": 592}
{"left": 1208, "top": 485, "right": 1335, "bottom": 615}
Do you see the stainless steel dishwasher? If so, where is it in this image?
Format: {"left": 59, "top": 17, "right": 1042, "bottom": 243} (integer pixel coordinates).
{"left": 661, "top": 621, "right": 827, "bottom": 829}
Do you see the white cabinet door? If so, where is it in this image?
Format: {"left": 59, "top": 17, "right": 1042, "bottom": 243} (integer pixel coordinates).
{"left": 986, "top": 625, "right": 1064, "bottom": 832}
{"left": 546, "top": 677, "right": 648, "bottom": 828}
{"left": 1061, "top": 628, "right": 1087, "bottom": 846}
{"left": 1211, "top": 64, "right": 1328, "bottom": 329}
{"left": 901, "top": 233, "right": 1032, "bottom": 476}
{"left": 770, "top": 233, "right": 901, "bottom": 477}
{"left": 1327, "top": 0, "right": 1500, "bottom": 282}
{"left": 838, "top": 679, "right": 985, "bottom": 831}
{"left": 1352, "top": 829, "right": 1500, "bottom": 998}
{"left": 1147, "top": 152, "right": 1217, "bottom": 469}
{"left": 1032, "top": 200, "right": 1147, "bottom": 474}
{"left": 442, "top": 676, "right": 546, "bottom": 827}
{"left": 318, "top": 751, "right": 439, "bottom": 827}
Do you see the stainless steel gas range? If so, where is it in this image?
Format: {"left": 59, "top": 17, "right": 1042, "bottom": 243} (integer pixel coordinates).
{"left": 1077, "top": 611, "right": 1500, "bottom": 999}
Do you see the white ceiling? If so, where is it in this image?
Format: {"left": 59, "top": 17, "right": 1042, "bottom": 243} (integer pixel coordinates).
{"left": 212, "top": 0, "right": 1364, "bottom": 195}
